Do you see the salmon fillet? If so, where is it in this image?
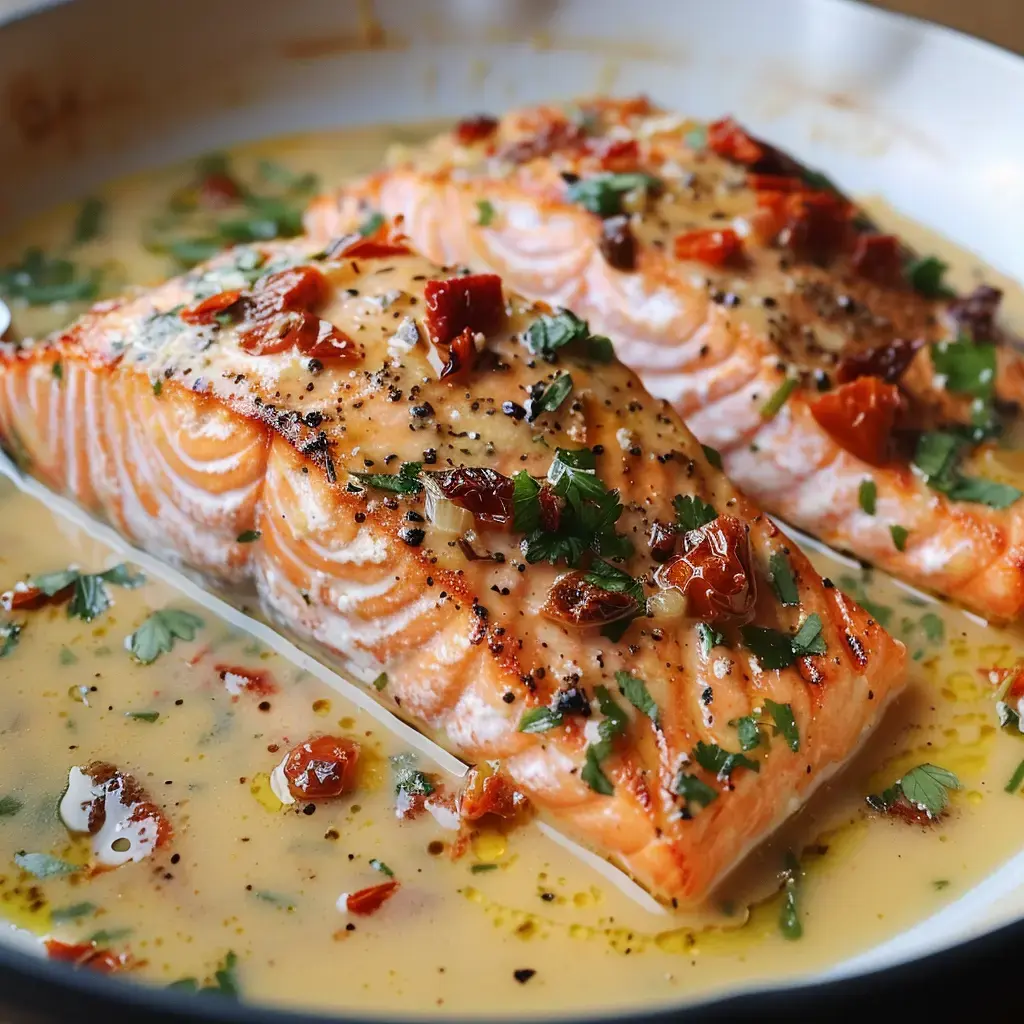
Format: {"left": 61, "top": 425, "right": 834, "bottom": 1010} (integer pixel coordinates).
{"left": 305, "top": 97, "right": 1024, "bottom": 621}
{"left": 0, "top": 233, "right": 905, "bottom": 904}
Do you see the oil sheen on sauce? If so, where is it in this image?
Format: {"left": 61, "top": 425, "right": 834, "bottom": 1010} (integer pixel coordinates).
{"left": 1, "top": 124, "right": 1024, "bottom": 1017}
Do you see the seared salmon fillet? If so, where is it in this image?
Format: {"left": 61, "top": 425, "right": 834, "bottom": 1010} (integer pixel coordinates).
{"left": 0, "top": 232, "right": 906, "bottom": 903}
{"left": 305, "top": 97, "right": 1024, "bottom": 621}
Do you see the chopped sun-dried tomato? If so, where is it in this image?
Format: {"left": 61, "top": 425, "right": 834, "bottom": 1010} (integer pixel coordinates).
{"left": 757, "top": 189, "right": 853, "bottom": 263}
{"left": 299, "top": 320, "right": 361, "bottom": 361}
{"left": 599, "top": 216, "right": 637, "bottom": 271}
{"left": 238, "top": 310, "right": 320, "bottom": 357}
{"left": 199, "top": 172, "right": 242, "bottom": 208}
{"left": 438, "top": 326, "right": 478, "bottom": 379}
{"left": 811, "top": 377, "right": 901, "bottom": 466}
{"left": 252, "top": 266, "right": 328, "bottom": 317}
{"left": 746, "top": 173, "right": 808, "bottom": 193}
{"left": 836, "top": 338, "right": 922, "bottom": 385}
{"left": 460, "top": 767, "right": 527, "bottom": 821}
{"left": 541, "top": 571, "right": 640, "bottom": 627}
{"left": 180, "top": 289, "right": 244, "bottom": 325}
{"left": 1, "top": 582, "right": 72, "bottom": 612}
{"left": 498, "top": 120, "right": 585, "bottom": 164}
{"left": 648, "top": 520, "right": 677, "bottom": 563}
{"left": 45, "top": 940, "right": 134, "bottom": 974}
{"left": 215, "top": 664, "right": 276, "bottom": 696}
{"left": 423, "top": 274, "right": 505, "bottom": 348}
{"left": 587, "top": 137, "right": 640, "bottom": 172}
{"left": 454, "top": 114, "right": 499, "bottom": 146}
{"left": 707, "top": 117, "right": 766, "bottom": 166}
{"left": 282, "top": 735, "right": 360, "bottom": 801}
{"left": 432, "top": 467, "right": 515, "bottom": 525}
{"left": 325, "top": 231, "right": 412, "bottom": 261}
{"left": 673, "top": 228, "right": 743, "bottom": 268}
{"left": 345, "top": 880, "right": 399, "bottom": 916}
{"left": 850, "top": 234, "right": 905, "bottom": 288}
{"left": 655, "top": 515, "right": 755, "bottom": 623}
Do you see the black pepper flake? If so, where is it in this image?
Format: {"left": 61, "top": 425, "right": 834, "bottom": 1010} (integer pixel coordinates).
{"left": 406, "top": 510, "right": 425, "bottom": 523}
{"left": 700, "top": 687, "right": 713, "bottom": 705}
{"left": 502, "top": 692, "right": 516, "bottom": 704}
{"left": 303, "top": 803, "right": 316, "bottom": 816}
{"left": 411, "top": 403, "right": 435, "bottom": 418}
{"left": 502, "top": 400, "right": 527, "bottom": 420}
{"left": 513, "top": 969, "right": 536, "bottom": 984}
{"left": 400, "top": 527, "right": 426, "bottom": 547}
{"left": 423, "top": 448, "right": 438, "bottom": 464}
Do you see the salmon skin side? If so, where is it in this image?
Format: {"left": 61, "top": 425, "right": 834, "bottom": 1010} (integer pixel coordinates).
{"left": 306, "top": 97, "right": 1024, "bottom": 622}
{"left": 0, "top": 235, "right": 906, "bottom": 904}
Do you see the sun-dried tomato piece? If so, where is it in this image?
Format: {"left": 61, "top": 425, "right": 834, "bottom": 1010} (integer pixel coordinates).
{"left": 498, "top": 120, "right": 585, "bottom": 164}
{"left": 454, "top": 114, "right": 499, "bottom": 145}
{"left": 950, "top": 284, "right": 1003, "bottom": 342}
{"left": 674, "top": 228, "right": 742, "bottom": 267}
{"left": 836, "top": 338, "right": 922, "bottom": 385}
{"left": 424, "top": 274, "right": 505, "bottom": 348}
{"left": 283, "top": 735, "right": 360, "bottom": 801}
{"left": 438, "top": 326, "right": 478, "bottom": 379}
{"left": 655, "top": 516, "right": 754, "bottom": 623}
{"left": 707, "top": 117, "right": 766, "bottom": 165}
{"left": 432, "top": 467, "right": 515, "bottom": 525}
{"left": 648, "top": 520, "right": 677, "bottom": 563}
{"left": 851, "top": 234, "right": 905, "bottom": 288}
{"left": 587, "top": 137, "right": 640, "bottom": 172}
{"left": 599, "top": 215, "right": 637, "bottom": 271}
{"left": 180, "top": 289, "right": 244, "bottom": 325}
{"left": 45, "top": 940, "right": 134, "bottom": 974}
{"left": 251, "top": 266, "right": 328, "bottom": 317}
{"left": 239, "top": 310, "right": 320, "bottom": 356}
{"left": 811, "top": 377, "right": 901, "bottom": 466}
{"left": 746, "top": 173, "right": 808, "bottom": 193}
{"left": 542, "top": 572, "right": 640, "bottom": 627}
{"left": 199, "top": 172, "right": 242, "bottom": 208}
{"left": 1, "top": 582, "right": 72, "bottom": 612}
{"left": 215, "top": 664, "right": 276, "bottom": 696}
{"left": 758, "top": 189, "right": 853, "bottom": 263}
{"left": 298, "top": 320, "right": 361, "bottom": 361}
{"left": 460, "top": 767, "right": 528, "bottom": 821}
{"left": 345, "top": 880, "right": 399, "bottom": 916}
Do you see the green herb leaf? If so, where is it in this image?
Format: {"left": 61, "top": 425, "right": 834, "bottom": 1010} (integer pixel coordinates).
{"left": 351, "top": 461, "right": 423, "bottom": 494}
{"left": 701, "top": 444, "right": 723, "bottom": 470}
{"left": 0, "top": 795, "right": 24, "bottom": 817}
{"left": 778, "top": 852, "right": 803, "bottom": 940}
{"left": 372, "top": 672, "right": 388, "bottom": 692}
{"left": 672, "top": 771, "right": 718, "bottom": 810}
{"left": 52, "top": 361, "right": 63, "bottom": 381}
{"left": 359, "top": 212, "right": 385, "bottom": 237}
{"left": 470, "top": 863, "right": 498, "bottom": 874}
{"left": 0, "top": 622, "right": 21, "bottom": 659}
{"left": 31, "top": 568, "right": 79, "bottom": 596}
{"left": 673, "top": 494, "right": 717, "bottom": 531}
{"left": 50, "top": 901, "right": 98, "bottom": 924}
{"left": 692, "top": 741, "right": 760, "bottom": 779}
{"left": 211, "top": 950, "right": 241, "bottom": 997}
{"left": 740, "top": 625, "right": 795, "bottom": 670}
{"left": 1006, "top": 759, "right": 1024, "bottom": 795}
{"left": 548, "top": 447, "right": 606, "bottom": 505}
{"left": 533, "top": 373, "right": 574, "bottom": 416}
{"left": 524, "top": 309, "right": 590, "bottom": 359}
{"left": 0, "top": 248, "right": 102, "bottom": 307}
{"left": 370, "top": 859, "right": 394, "bottom": 877}
{"left": 944, "top": 476, "right": 1022, "bottom": 509}
{"left": 838, "top": 574, "right": 894, "bottom": 629}
{"left": 72, "top": 197, "right": 105, "bottom": 245}
{"left": 565, "top": 172, "right": 661, "bottom": 217}
{"left": 236, "top": 530, "right": 261, "bottom": 543}
{"left": 913, "top": 431, "right": 1021, "bottom": 508}
{"left": 593, "top": 685, "right": 628, "bottom": 744}
{"left": 581, "top": 745, "right": 615, "bottom": 795}
{"left": 931, "top": 339, "right": 996, "bottom": 399}
{"left": 615, "top": 670, "right": 659, "bottom": 726}
{"left": 790, "top": 613, "right": 826, "bottom": 657}
{"left": 518, "top": 707, "right": 563, "bottom": 734}
{"left": 769, "top": 551, "right": 799, "bottom": 607}
{"left": 390, "top": 753, "right": 435, "bottom": 798}
{"left": 125, "top": 711, "right": 160, "bottom": 723}
{"left": 476, "top": 200, "right": 496, "bottom": 226}
{"left": 890, "top": 524, "right": 909, "bottom": 552}
{"left": 697, "top": 622, "right": 725, "bottom": 657}
{"left": 253, "top": 891, "right": 296, "bottom": 909}
{"left": 88, "top": 927, "right": 133, "bottom": 944}
{"left": 128, "top": 608, "right": 205, "bottom": 664}
{"left": 906, "top": 256, "right": 954, "bottom": 299}
{"left": 733, "top": 716, "right": 761, "bottom": 751}
{"left": 581, "top": 335, "right": 615, "bottom": 362}
{"left": 512, "top": 471, "right": 541, "bottom": 534}
{"left": 900, "top": 763, "right": 960, "bottom": 816}
{"left": 858, "top": 479, "right": 877, "bottom": 515}
{"left": 761, "top": 377, "right": 798, "bottom": 420}
{"left": 14, "top": 851, "right": 81, "bottom": 879}
{"left": 583, "top": 559, "right": 644, "bottom": 606}
{"left": 764, "top": 699, "right": 800, "bottom": 752}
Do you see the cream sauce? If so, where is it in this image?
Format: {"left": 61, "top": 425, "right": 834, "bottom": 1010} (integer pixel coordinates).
{"left": 1, "top": 124, "right": 1024, "bottom": 1017}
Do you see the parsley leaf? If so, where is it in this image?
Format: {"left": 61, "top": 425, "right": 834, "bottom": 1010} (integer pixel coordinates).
{"left": 700, "top": 444, "right": 723, "bottom": 469}
{"left": 697, "top": 622, "right": 725, "bottom": 657}
{"left": 29, "top": 564, "right": 145, "bottom": 623}
{"left": 14, "top": 851, "right": 81, "bottom": 879}
{"left": 1005, "top": 759, "right": 1024, "bottom": 795}
{"left": 740, "top": 625, "right": 796, "bottom": 670}
{"left": 50, "top": 901, "right": 98, "bottom": 924}
{"left": 72, "top": 197, "right": 105, "bottom": 245}
{"left": 372, "top": 672, "right": 388, "bottom": 692}
{"left": 127, "top": 608, "right": 205, "bottom": 664}
{"left": 931, "top": 339, "right": 996, "bottom": 400}
{"left": 582, "top": 335, "right": 615, "bottom": 362}
{"left": 0, "top": 248, "right": 102, "bottom": 306}
{"left": 390, "top": 753, "right": 435, "bottom": 797}
{"left": 583, "top": 559, "right": 644, "bottom": 606}
{"left": 581, "top": 745, "right": 615, "bottom": 795}
{"left": 733, "top": 715, "right": 762, "bottom": 751}
{"left": 906, "top": 256, "right": 955, "bottom": 299}
{"left": 351, "top": 461, "right": 423, "bottom": 494}
{"left": 580, "top": 686, "right": 629, "bottom": 795}
{"left": 672, "top": 771, "right": 718, "bottom": 810}
{"left": 913, "top": 431, "right": 1021, "bottom": 508}
{"left": 944, "top": 476, "right": 1022, "bottom": 508}
{"left": 565, "top": 172, "right": 661, "bottom": 217}
{"left": 673, "top": 494, "right": 717, "bottom": 531}
{"left": 524, "top": 309, "right": 590, "bottom": 359}
{"left": 790, "top": 613, "right": 826, "bottom": 656}
{"left": 761, "top": 377, "right": 798, "bottom": 419}
{"left": 890, "top": 524, "right": 909, "bottom": 551}
{"left": 692, "top": 741, "right": 760, "bottom": 779}
{"left": 236, "top": 530, "right": 261, "bottom": 543}
{"left": 858, "top": 479, "right": 877, "bottom": 515}
{"left": 547, "top": 447, "right": 606, "bottom": 504}
{"left": 512, "top": 471, "right": 542, "bottom": 533}
{"left": 868, "top": 763, "right": 960, "bottom": 817}
{"left": 0, "top": 795, "right": 24, "bottom": 817}
{"left": 769, "top": 551, "right": 799, "bottom": 606}
{"left": 476, "top": 199, "right": 496, "bottom": 226}
{"left": 532, "top": 373, "right": 574, "bottom": 417}
{"left": 764, "top": 699, "right": 800, "bottom": 752}
{"left": 616, "top": 670, "right": 659, "bottom": 726}
{"left": 0, "top": 622, "right": 21, "bottom": 659}
{"left": 518, "top": 707, "right": 563, "bottom": 734}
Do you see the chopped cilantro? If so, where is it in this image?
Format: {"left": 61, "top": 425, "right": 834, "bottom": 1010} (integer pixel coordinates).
{"left": 583, "top": 559, "right": 644, "bottom": 605}
{"left": 565, "top": 172, "right": 661, "bottom": 217}
{"left": 88, "top": 927, "right": 133, "bottom": 944}
{"left": 30, "top": 563, "right": 145, "bottom": 623}
{"left": 125, "top": 711, "right": 160, "bottom": 723}
{"left": 790, "top": 613, "right": 826, "bottom": 656}
{"left": 236, "top": 530, "right": 261, "bottom": 543}
{"left": 50, "top": 901, "right": 98, "bottom": 924}
{"left": 692, "top": 741, "right": 760, "bottom": 779}
{"left": 476, "top": 199, "right": 496, "bottom": 226}
{"left": 616, "top": 670, "right": 659, "bottom": 726}
{"left": 580, "top": 686, "right": 628, "bottom": 795}
{"left": 470, "top": 863, "right": 498, "bottom": 874}
{"left": 390, "top": 753, "right": 435, "bottom": 798}
{"left": 867, "top": 763, "right": 960, "bottom": 817}
{"left": 52, "top": 361, "right": 63, "bottom": 381}
{"left": 673, "top": 494, "right": 717, "bottom": 531}
{"left": 1006, "top": 759, "right": 1024, "bottom": 795}
{"left": 701, "top": 444, "right": 723, "bottom": 470}
{"left": 581, "top": 746, "right": 614, "bottom": 795}
{"left": 372, "top": 672, "right": 388, "bottom": 692}
{"left": 359, "top": 212, "right": 385, "bottom": 237}
{"left": 72, "top": 197, "right": 105, "bottom": 245}
{"left": 696, "top": 622, "right": 726, "bottom": 657}
{"left": 370, "top": 858, "right": 394, "bottom": 877}
{"left": 906, "top": 256, "right": 954, "bottom": 299}
{"left": 127, "top": 608, "right": 204, "bottom": 664}
{"left": 768, "top": 551, "right": 799, "bottom": 606}
{"left": 511, "top": 471, "right": 542, "bottom": 533}
{"left": 913, "top": 431, "right": 1021, "bottom": 508}
{"left": 532, "top": 373, "right": 574, "bottom": 417}
{"left": 740, "top": 625, "right": 796, "bottom": 669}
{"left": 518, "top": 707, "right": 563, "bottom": 734}
{"left": 524, "top": 309, "right": 590, "bottom": 359}
{"left": 0, "top": 248, "right": 102, "bottom": 306}
{"left": 733, "top": 715, "right": 762, "bottom": 751}
{"left": 931, "top": 339, "right": 996, "bottom": 400}
{"left": 890, "top": 524, "right": 909, "bottom": 552}
{"left": 858, "top": 479, "right": 877, "bottom": 516}
{"left": 582, "top": 335, "right": 615, "bottom": 362}
{"left": 210, "top": 950, "right": 241, "bottom": 997}
{"left": 761, "top": 377, "right": 798, "bottom": 419}
{"left": 351, "top": 461, "right": 423, "bottom": 494}
{"left": 764, "top": 699, "right": 800, "bottom": 752}
{"left": 672, "top": 771, "right": 718, "bottom": 810}
{"left": 253, "top": 891, "right": 296, "bottom": 909}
